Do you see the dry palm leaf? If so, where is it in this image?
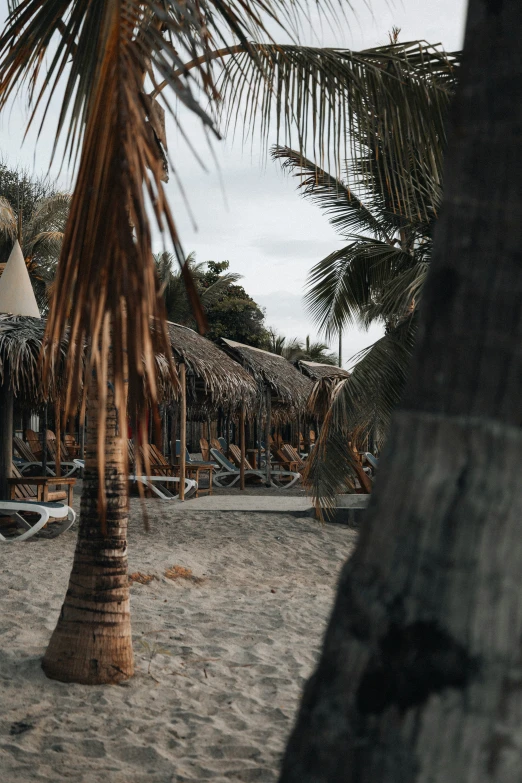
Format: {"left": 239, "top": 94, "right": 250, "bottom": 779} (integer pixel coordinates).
{"left": 0, "top": 0, "right": 340, "bottom": 521}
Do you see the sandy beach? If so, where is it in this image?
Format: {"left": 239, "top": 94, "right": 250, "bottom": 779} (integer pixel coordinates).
{"left": 0, "top": 488, "right": 357, "bottom": 783}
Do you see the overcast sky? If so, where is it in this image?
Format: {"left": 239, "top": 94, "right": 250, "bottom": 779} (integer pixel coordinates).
{"left": 0, "top": 0, "right": 468, "bottom": 367}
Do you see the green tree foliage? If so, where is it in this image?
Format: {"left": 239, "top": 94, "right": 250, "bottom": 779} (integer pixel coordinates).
{"left": 156, "top": 252, "right": 268, "bottom": 347}
{"left": 0, "top": 162, "right": 70, "bottom": 312}
{"left": 266, "top": 330, "right": 337, "bottom": 364}
{"left": 272, "top": 41, "right": 459, "bottom": 506}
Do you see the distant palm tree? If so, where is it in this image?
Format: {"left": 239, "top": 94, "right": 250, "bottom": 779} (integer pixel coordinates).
{"left": 267, "top": 330, "right": 336, "bottom": 365}
{"left": 155, "top": 251, "right": 241, "bottom": 327}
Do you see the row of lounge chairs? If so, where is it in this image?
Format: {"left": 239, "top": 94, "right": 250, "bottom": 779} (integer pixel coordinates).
{"left": 0, "top": 433, "right": 307, "bottom": 542}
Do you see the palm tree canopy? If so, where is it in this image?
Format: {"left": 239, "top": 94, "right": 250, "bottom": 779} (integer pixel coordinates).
{"left": 155, "top": 251, "right": 242, "bottom": 328}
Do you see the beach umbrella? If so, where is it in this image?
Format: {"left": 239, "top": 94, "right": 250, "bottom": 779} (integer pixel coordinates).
{"left": 0, "top": 242, "right": 41, "bottom": 498}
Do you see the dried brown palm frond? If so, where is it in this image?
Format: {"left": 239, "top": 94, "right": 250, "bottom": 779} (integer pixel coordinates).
{"left": 0, "top": 0, "right": 341, "bottom": 518}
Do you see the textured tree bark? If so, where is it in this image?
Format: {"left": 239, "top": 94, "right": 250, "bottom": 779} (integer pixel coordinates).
{"left": 279, "top": 1, "right": 522, "bottom": 781}
{"left": 42, "top": 366, "right": 134, "bottom": 684}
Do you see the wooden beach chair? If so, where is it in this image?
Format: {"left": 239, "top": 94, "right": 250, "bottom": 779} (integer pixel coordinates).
{"left": 281, "top": 443, "right": 306, "bottom": 470}
{"left": 25, "top": 428, "right": 43, "bottom": 459}
{"left": 274, "top": 448, "right": 300, "bottom": 473}
{"left": 8, "top": 465, "right": 76, "bottom": 506}
{"left": 210, "top": 448, "right": 300, "bottom": 489}
{"left": 64, "top": 434, "right": 81, "bottom": 457}
{"left": 211, "top": 438, "right": 224, "bottom": 454}
{"left": 199, "top": 438, "right": 210, "bottom": 461}
{"left": 174, "top": 441, "right": 215, "bottom": 497}
{"left": 12, "top": 437, "right": 54, "bottom": 476}
{"left": 45, "top": 438, "right": 80, "bottom": 477}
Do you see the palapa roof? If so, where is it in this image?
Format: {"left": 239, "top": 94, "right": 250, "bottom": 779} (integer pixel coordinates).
{"left": 167, "top": 322, "right": 257, "bottom": 414}
{"left": 220, "top": 338, "right": 313, "bottom": 417}
{"left": 297, "top": 360, "right": 350, "bottom": 381}
{"left": 0, "top": 314, "right": 65, "bottom": 405}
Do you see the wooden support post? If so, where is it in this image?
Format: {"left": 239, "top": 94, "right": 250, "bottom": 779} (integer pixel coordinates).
{"left": 257, "top": 411, "right": 262, "bottom": 470}
{"left": 0, "top": 369, "right": 13, "bottom": 500}
{"left": 265, "top": 387, "right": 271, "bottom": 487}
{"left": 170, "top": 403, "right": 178, "bottom": 464}
{"left": 180, "top": 363, "right": 187, "bottom": 502}
{"left": 240, "top": 402, "right": 246, "bottom": 491}
{"left": 80, "top": 415, "right": 86, "bottom": 460}
{"left": 41, "top": 405, "right": 48, "bottom": 477}
{"left": 55, "top": 400, "right": 62, "bottom": 478}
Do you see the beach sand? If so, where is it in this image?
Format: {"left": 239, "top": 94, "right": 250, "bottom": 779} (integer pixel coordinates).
{"left": 0, "top": 489, "right": 357, "bottom": 783}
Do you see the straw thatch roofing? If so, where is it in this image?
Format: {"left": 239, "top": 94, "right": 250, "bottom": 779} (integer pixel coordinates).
{"left": 167, "top": 323, "right": 257, "bottom": 414}
{"left": 0, "top": 314, "right": 66, "bottom": 405}
{"left": 297, "top": 360, "right": 350, "bottom": 381}
{"left": 220, "top": 338, "right": 313, "bottom": 417}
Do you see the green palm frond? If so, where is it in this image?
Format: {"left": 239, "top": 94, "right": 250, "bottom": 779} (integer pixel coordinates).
{"left": 362, "top": 261, "right": 429, "bottom": 326}
{"left": 305, "top": 238, "right": 417, "bottom": 335}
{"left": 271, "top": 145, "right": 395, "bottom": 241}
{"left": 201, "top": 272, "right": 242, "bottom": 307}
{"left": 218, "top": 41, "right": 459, "bottom": 218}
{"left": 0, "top": 196, "right": 16, "bottom": 239}
{"left": 304, "top": 315, "right": 417, "bottom": 511}
{"left": 345, "top": 315, "right": 417, "bottom": 437}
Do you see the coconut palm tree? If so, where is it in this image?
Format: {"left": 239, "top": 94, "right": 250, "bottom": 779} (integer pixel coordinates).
{"left": 271, "top": 41, "right": 457, "bottom": 507}
{"left": 155, "top": 251, "right": 241, "bottom": 327}
{"left": 0, "top": 2, "right": 459, "bottom": 684}
{"left": 266, "top": 330, "right": 337, "bottom": 364}
{"left": 0, "top": 190, "right": 70, "bottom": 312}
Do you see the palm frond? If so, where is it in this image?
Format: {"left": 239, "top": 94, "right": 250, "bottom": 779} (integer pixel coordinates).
{"left": 271, "top": 145, "right": 395, "bottom": 241}
{"left": 218, "top": 41, "right": 459, "bottom": 218}
{"left": 0, "top": 196, "right": 17, "bottom": 239}
{"left": 201, "top": 272, "right": 242, "bottom": 307}
{"left": 305, "top": 238, "right": 417, "bottom": 335}
{"left": 304, "top": 316, "right": 417, "bottom": 511}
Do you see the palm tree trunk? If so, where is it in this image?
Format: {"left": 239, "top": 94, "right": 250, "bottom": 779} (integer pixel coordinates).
{"left": 279, "top": 1, "right": 522, "bottom": 781}
{"left": 42, "top": 366, "right": 133, "bottom": 684}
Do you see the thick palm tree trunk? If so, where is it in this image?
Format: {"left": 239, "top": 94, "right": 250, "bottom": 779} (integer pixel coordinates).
{"left": 42, "top": 368, "right": 134, "bottom": 684}
{"left": 279, "top": 2, "right": 522, "bottom": 781}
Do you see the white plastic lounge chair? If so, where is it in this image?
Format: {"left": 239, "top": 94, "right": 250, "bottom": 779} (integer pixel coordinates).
{"left": 74, "top": 460, "right": 197, "bottom": 500}
{"left": 0, "top": 500, "right": 76, "bottom": 542}
{"left": 210, "top": 448, "right": 301, "bottom": 489}
{"left": 128, "top": 474, "right": 197, "bottom": 500}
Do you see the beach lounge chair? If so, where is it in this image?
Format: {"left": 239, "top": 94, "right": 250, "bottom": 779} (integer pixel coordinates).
{"left": 174, "top": 441, "right": 215, "bottom": 497}
{"left": 13, "top": 437, "right": 57, "bottom": 476}
{"left": 8, "top": 464, "right": 76, "bottom": 504}
{"left": 275, "top": 448, "right": 301, "bottom": 473}
{"left": 210, "top": 448, "right": 300, "bottom": 489}
{"left": 73, "top": 458, "right": 197, "bottom": 500}
{"left": 217, "top": 437, "right": 227, "bottom": 452}
{"left": 45, "top": 438, "right": 80, "bottom": 477}
{"left": 281, "top": 443, "right": 306, "bottom": 470}
{"left": 0, "top": 499, "right": 76, "bottom": 542}
{"left": 64, "top": 434, "right": 81, "bottom": 457}
{"left": 199, "top": 438, "right": 210, "bottom": 461}
{"left": 25, "top": 428, "right": 43, "bottom": 459}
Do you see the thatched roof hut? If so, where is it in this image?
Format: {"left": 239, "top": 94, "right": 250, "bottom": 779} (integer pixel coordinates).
{"left": 297, "top": 360, "right": 350, "bottom": 381}
{"left": 220, "top": 338, "right": 313, "bottom": 419}
{"left": 167, "top": 323, "right": 257, "bottom": 416}
{"left": 0, "top": 314, "right": 66, "bottom": 406}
